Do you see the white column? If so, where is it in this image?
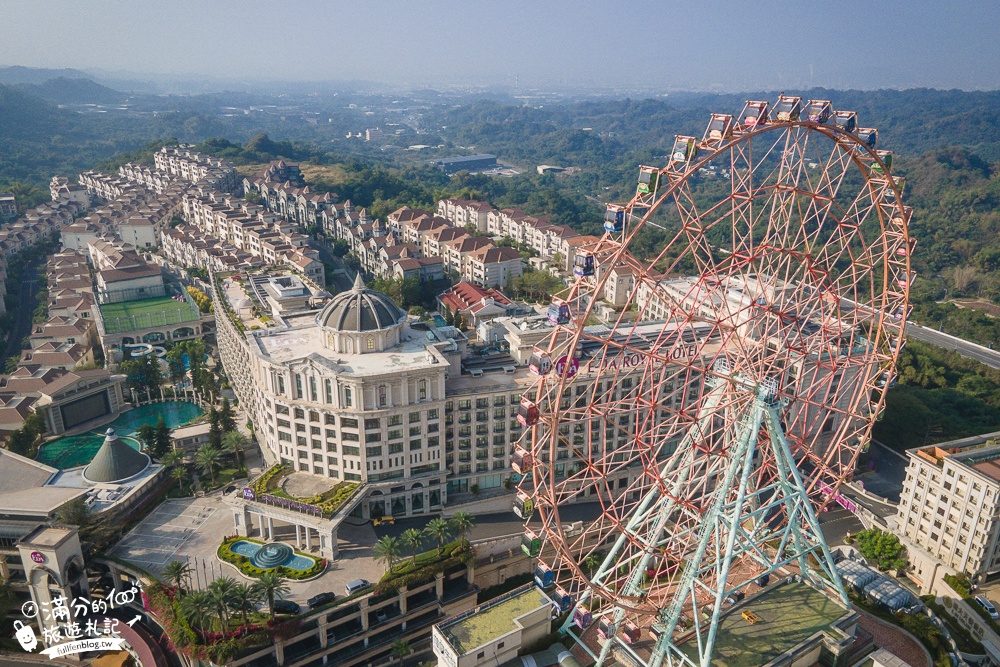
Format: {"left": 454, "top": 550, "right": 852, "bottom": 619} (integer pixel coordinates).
{"left": 267, "top": 517, "right": 274, "bottom": 540}
{"left": 305, "top": 526, "right": 312, "bottom": 550}
{"left": 295, "top": 525, "right": 303, "bottom": 547}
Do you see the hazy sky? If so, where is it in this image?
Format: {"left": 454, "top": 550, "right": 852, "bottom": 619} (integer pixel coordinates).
{"left": 2, "top": 0, "right": 998, "bottom": 91}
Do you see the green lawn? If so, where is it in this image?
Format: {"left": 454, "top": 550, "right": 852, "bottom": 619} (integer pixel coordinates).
{"left": 99, "top": 296, "right": 199, "bottom": 333}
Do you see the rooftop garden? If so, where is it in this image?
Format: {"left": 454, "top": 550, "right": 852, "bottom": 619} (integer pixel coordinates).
{"left": 248, "top": 464, "right": 361, "bottom": 517}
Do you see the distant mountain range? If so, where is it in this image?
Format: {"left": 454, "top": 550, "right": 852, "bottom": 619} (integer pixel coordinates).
{"left": 0, "top": 66, "right": 130, "bottom": 104}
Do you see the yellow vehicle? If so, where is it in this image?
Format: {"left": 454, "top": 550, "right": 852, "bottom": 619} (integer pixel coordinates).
{"left": 373, "top": 516, "right": 395, "bottom": 526}
{"left": 741, "top": 610, "right": 760, "bottom": 625}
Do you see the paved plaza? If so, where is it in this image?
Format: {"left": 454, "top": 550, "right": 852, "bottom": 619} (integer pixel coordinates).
{"left": 111, "top": 493, "right": 385, "bottom": 605}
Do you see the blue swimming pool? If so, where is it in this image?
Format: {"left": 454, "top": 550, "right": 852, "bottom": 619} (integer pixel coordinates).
{"left": 230, "top": 541, "right": 315, "bottom": 572}
{"left": 38, "top": 401, "right": 204, "bottom": 469}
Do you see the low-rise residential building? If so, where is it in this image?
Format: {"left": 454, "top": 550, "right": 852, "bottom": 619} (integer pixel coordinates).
{"left": 154, "top": 146, "right": 239, "bottom": 192}
{"left": 438, "top": 282, "right": 527, "bottom": 328}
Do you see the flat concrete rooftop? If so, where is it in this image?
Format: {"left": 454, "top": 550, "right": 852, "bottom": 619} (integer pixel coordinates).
{"left": 679, "top": 582, "right": 849, "bottom": 667}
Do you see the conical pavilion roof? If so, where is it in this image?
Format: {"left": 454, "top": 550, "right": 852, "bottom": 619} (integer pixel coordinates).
{"left": 83, "top": 428, "right": 150, "bottom": 483}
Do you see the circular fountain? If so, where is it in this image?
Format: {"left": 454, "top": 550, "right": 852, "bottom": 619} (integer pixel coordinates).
{"left": 251, "top": 542, "right": 293, "bottom": 569}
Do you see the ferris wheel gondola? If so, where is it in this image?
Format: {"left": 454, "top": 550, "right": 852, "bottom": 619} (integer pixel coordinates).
{"left": 514, "top": 95, "right": 912, "bottom": 667}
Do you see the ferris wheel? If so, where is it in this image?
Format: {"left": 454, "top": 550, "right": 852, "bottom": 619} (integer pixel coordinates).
{"left": 513, "top": 96, "right": 912, "bottom": 667}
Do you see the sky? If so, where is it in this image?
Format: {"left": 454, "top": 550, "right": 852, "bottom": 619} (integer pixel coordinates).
{"left": 1, "top": 0, "right": 998, "bottom": 92}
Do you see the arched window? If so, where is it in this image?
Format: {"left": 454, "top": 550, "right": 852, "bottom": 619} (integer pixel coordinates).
{"left": 367, "top": 336, "right": 376, "bottom": 351}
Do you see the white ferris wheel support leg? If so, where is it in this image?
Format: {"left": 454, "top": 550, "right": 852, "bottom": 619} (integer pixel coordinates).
{"left": 576, "top": 387, "right": 727, "bottom": 667}
{"left": 648, "top": 389, "right": 849, "bottom": 667}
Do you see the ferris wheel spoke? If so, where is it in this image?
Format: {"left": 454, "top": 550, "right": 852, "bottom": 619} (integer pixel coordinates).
{"left": 523, "top": 110, "right": 909, "bottom": 667}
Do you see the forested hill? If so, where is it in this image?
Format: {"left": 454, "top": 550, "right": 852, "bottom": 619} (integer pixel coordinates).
{"left": 435, "top": 88, "right": 1000, "bottom": 165}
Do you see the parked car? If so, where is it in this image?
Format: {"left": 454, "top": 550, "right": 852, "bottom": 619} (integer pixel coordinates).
{"left": 346, "top": 579, "right": 371, "bottom": 595}
{"left": 272, "top": 600, "right": 300, "bottom": 615}
{"left": 308, "top": 592, "right": 337, "bottom": 608}
{"left": 975, "top": 595, "right": 999, "bottom": 619}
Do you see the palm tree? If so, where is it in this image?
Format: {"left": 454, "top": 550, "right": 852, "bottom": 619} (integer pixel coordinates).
{"left": 255, "top": 571, "right": 290, "bottom": 621}
{"left": 424, "top": 518, "right": 452, "bottom": 556}
{"left": 161, "top": 560, "right": 192, "bottom": 595}
{"left": 230, "top": 582, "right": 262, "bottom": 625}
{"left": 391, "top": 640, "right": 412, "bottom": 666}
{"left": 448, "top": 512, "right": 475, "bottom": 543}
{"left": 222, "top": 431, "right": 250, "bottom": 475}
{"left": 373, "top": 536, "right": 402, "bottom": 574}
{"left": 170, "top": 465, "right": 187, "bottom": 494}
{"left": 401, "top": 528, "right": 423, "bottom": 564}
{"left": 179, "top": 590, "right": 214, "bottom": 630}
{"left": 206, "top": 576, "right": 237, "bottom": 629}
{"left": 161, "top": 449, "right": 185, "bottom": 468}
{"left": 583, "top": 553, "right": 602, "bottom": 578}
{"left": 195, "top": 444, "right": 222, "bottom": 486}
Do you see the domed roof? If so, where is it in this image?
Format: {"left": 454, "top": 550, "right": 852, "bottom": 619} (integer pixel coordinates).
{"left": 83, "top": 428, "right": 150, "bottom": 484}
{"left": 317, "top": 274, "right": 406, "bottom": 332}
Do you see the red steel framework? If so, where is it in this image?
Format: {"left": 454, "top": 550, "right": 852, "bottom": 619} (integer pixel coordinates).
{"left": 515, "top": 98, "right": 912, "bottom": 667}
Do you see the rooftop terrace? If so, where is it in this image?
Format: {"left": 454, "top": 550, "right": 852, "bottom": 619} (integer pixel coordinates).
{"left": 98, "top": 295, "right": 199, "bottom": 334}
{"left": 440, "top": 585, "right": 551, "bottom": 655}
{"left": 679, "top": 581, "right": 850, "bottom": 667}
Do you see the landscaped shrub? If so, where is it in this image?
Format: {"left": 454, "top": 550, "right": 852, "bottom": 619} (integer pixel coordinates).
{"left": 217, "top": 538, "right": 324, "bottom": 580}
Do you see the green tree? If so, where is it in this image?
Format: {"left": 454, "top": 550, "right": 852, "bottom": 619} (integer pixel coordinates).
{"left": 161, "top": 449, "right": 185, "bottom": 468}
{"left": 179, "top": 590, "right": 214, "bottom": 630}
{"left": 855, "top": 528, "right": 907, "bottom": 571}
{"left": 391, "top": 640, "right": 412, "bottom": 666}
{"left": 255, "top": 571, "right": 290, "bottom": 620}
{"left": 0, "top": 578, "right": 16, "bottom": 623}
{"left": 208, "top": 407, "right": 223, "bottom": 449}
{"left": 153, "top": 416, "right": 172, "bottom": 459}
{"left": 206, "top": 576, "right": 237, "bottom": 629}
{"left": 331, "top": 239, "right": 350, "bottom": 257}
{"left": 230, "top": 582, "right": 262, "bottom": 625}
{"left": 55, "top": 498, "right": 91, "bottom": 527}
{"left": 6, "top": 427, "right": 36, "bottom": 456}
{"left": 373, "top": 535, "right": 402, "bottom": 574}
{"left": 170, "top": 465, "right": 188, "bottom": 494}
{"left": 161, "top": 560, "right": 192, "bottom": 596}
{"left": 448, "top": 512, "right": 475, "bottom": 543}
{"left": 220, "top": 397, "right": 237, "bottom": 433}
{"left": 222, "top": 430, "right": 249, "bottom": 475}
{"left": 195, "top": 444, "right": 222, "bottom": 486}
{"left": 423, "top": 517, "right": 452, "bottom": 556}
{"left": 137, "top": 423, "right": 156, "bottom": 453}
{"left": 583, "top": 553, "right": 602, "bottom": 577}
{"left": 165, "top": 346, "right": 186, "bottom": 384}
{"left": 401, "top": 528, "right": 423, "bottom": 564}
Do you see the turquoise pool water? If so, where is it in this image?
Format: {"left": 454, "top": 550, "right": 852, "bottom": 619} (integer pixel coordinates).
{"left": 37, "top": 401, "right": 204, "bottom": 469}
{"left": 229, "top": 541, "right": 316, "bottom": 572}
{"left": 431, "top": 314, "right": 447, "bottom": 327}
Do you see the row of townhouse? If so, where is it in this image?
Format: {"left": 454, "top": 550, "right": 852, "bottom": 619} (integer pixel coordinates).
{"left": 243, "top": 160, "right": 337, "bottom": 227}
{"left": 320, "top": 201, "right": 445, "bottom": 282}
{"left": 388, "top": 206, "right": 523, "bottom": 288}
{"left": 0, "top": 200, "right": 88, "bottom": 317}
{"left": 19, "top": 249, "right": 98, "bottom": 373}
{"left": 153, "top": 146, "right": 240, "bottom": 192}
{"left": 169, "top": 189, "right": 325, "bottom": 285}
{"left": 118, "top": 162, "right": 175, "bottom": 194}
{"left": 437, "top": 198, "right": 583, "bottom": 267}
{"left": 64, "top": 179, "right": 187, "bottom": 251}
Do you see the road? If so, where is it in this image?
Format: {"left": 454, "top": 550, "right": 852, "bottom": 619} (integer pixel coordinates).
{"left": 372, "top": 501, "right": 604, "bottom": 551}
{"left": 907, "top": 323, "right": 1000, "bottom": 369}
{"left": 853, "top": 440, "right": 907, "bottom": 504}
{"left": 309, "top": 237, "right": 354, "bottom": 293}
{"left": 818, "top": 505, "right": 865, "bottom": 546}
{"left": 2, "top": 271, "right": 38, "bottom": 361}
